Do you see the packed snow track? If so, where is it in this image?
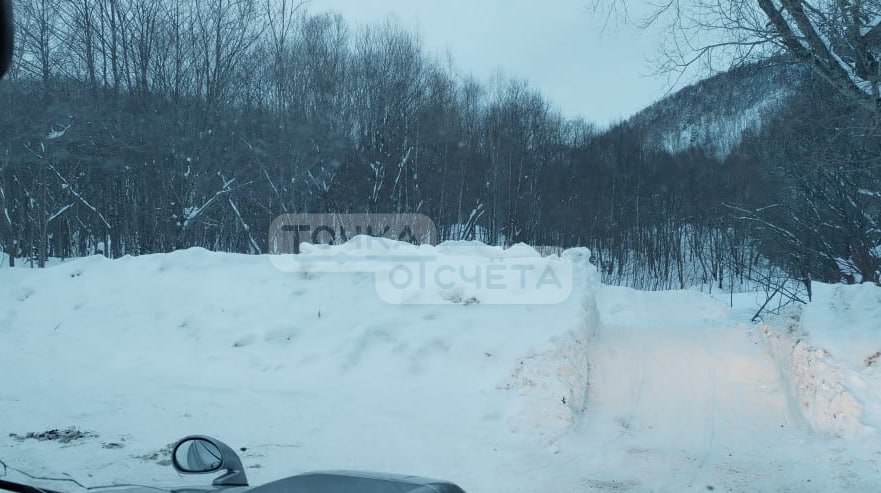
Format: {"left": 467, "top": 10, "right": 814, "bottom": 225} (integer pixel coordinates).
{"left": 550, "top": 287, "right": 881, "bottom": 492}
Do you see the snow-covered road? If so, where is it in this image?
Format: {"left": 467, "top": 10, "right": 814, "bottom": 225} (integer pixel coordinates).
{"left": 544, "top": 287, "right": 880, "bottom": 492}
{"left": 1, "top": 248, "right": 880, "bottom": 492}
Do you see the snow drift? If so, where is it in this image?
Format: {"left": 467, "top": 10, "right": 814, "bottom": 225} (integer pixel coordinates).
{"left": 0, "top": 242, "right": 598, "bottom": 493}
{"left": 764, "top": 283, "right": 881, "bottom": 439}
{"left": 3, "top": 243, "right": 880, "bottom": 492}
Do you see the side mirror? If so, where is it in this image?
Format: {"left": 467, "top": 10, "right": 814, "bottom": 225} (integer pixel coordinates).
{"left": 0, "top": 0, "right": 12, "bottom": 79}
{"left": 172, "top": 436, "right": 249, "bottom": 487}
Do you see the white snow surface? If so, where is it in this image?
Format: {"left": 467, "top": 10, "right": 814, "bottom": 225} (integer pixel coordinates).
{"left": 766, "top": 283, "right": 881, "bottom": 439}
{"left": 1, "top": 245, "right": 880, "bottom": 492}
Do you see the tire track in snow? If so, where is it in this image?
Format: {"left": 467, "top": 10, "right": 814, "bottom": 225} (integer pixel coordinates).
{"left": 550, "top": 287, "right": 880, "bottom": 492}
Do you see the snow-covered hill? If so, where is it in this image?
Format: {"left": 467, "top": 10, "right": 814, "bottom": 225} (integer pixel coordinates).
{"left": 613, "top": 61, "right": 807, "bottom": 159}
{"left": 1, "top": 244, "right": 879, "bottom": 492}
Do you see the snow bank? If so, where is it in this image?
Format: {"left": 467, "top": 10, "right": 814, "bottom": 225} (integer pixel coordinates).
{"left": 498, "top": 248, "right": 598, "bottom": 446}
{"left": 0, "top": 242, "right": 599, "bottom": 493}
{"left": 763, "top": 283, "right": 881, "bottom": 438}
{"left": 765, "top": 323, "right": 870, "bottom": 438}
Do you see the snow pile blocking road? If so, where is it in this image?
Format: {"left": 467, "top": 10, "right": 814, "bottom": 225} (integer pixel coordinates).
{"left": 0, "top": 243, "right": 598, "bottom": 493}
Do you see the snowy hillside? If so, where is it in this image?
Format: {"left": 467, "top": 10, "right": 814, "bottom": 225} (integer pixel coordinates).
{"left": 1, "top": 244, "right": 880, "bottom": 492}
{"left": 617, "top": 61, "right": 806, "bottom": 159}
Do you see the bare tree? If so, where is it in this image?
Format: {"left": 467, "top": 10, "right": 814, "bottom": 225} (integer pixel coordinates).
{"left": 262, "top": 0, "right": 307, "bottom": 114}
{"left": 193, "top": 0, "right": 262, "bottom": 106}
{"left": 60, "top": 0, "right": 99, "bottom": 91}
{"left": 0, "top": 147, "right": 14, "bottom": 266}
{"left": 598, "top": 0, "right": 881, "bottom": 111}
{"left": 16, "top": 0, "right": 60, "bottom": 87}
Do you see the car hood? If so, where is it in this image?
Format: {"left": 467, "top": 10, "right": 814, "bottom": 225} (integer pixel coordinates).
{"left": 96, "top": 486, "right": 250, "bottom": 493}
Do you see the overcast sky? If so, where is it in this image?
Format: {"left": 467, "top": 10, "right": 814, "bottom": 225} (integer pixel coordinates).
{"left": 310, "top": 0, "right": 681, "bottom": 127}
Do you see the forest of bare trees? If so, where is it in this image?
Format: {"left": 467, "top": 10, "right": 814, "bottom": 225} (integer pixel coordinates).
{"left": 0, "top": 0, "right": 878, "bottom": 291}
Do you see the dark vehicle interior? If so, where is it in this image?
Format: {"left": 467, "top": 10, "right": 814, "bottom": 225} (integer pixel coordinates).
{"left": 0, "top": 480, "right": 61, "bottom": 493}
{"left": 0, "top": 0, "right": 11, "bottom": 78}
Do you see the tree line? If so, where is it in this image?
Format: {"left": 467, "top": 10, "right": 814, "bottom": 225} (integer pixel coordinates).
{"left": 0, "top": 0, "right": 877, "bottom": 291}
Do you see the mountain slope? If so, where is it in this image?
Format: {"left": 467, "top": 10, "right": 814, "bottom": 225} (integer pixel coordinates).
{"left": 612, "top": 60, "right": 809, "bottom": 158}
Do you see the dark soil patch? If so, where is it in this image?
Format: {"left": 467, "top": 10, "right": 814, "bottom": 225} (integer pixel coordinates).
{"left": 9, "top": 428, "right": 98, "bottom": 444}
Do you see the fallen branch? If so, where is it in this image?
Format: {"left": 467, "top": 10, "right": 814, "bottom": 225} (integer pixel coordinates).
{"left": 227, "top": 197, "right": 262, "bottom": 254}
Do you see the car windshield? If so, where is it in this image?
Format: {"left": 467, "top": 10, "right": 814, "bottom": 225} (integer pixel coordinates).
{"left": 1, "top": 1, "right": 880, "bottom": 492}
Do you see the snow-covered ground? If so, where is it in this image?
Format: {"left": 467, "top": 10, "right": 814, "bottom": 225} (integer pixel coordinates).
{"left": 1, "top": 244, "right": 880, "bottom": 492}
{"left": 550, "top": 286, "right": 881, "bottom": 491}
